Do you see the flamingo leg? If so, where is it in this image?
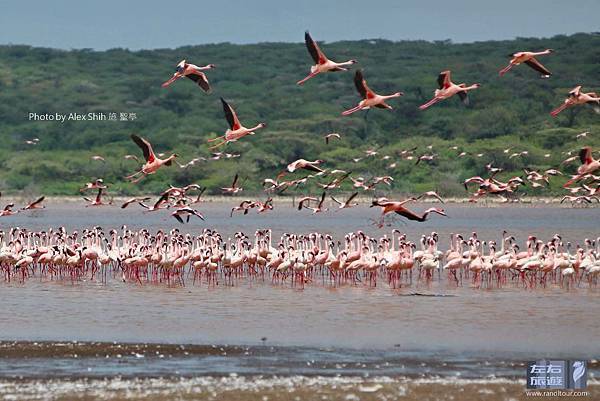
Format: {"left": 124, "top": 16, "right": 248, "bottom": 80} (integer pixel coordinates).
{"left": 498, "top": 64, "right": 513, "bottom": 76}
{"left": 208, "top": 140, "right": 228, "bottom": 150}
{"left": 161, "top": 74, "right": 182, "bottom": 88}
{"left": 341, "top": 105, "right": 364, "bottom": 116}
{"left": 207, "top": 135, "right": 225, "bottom": 142}
{"left": 563, "top": 174, "right": 584, "bottom": 188}
{"left": 419, "top": 97, "right": 441, "bottom": 110}
{"left": 550, "top": 102, "right": 570, "bottom": 117}
{"left": 296, "top": 72, "right": 319, "bottom": 86}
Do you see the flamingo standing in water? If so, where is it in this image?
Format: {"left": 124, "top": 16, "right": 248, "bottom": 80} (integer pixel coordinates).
{"left": 563, "top": 147, "right": 600, "bottom": 188}
{"left": 550, "top": 86, "right": 600, "bottom": 116}
{"left": 342, "top": 70, "right": 403, "bottom": 115}
{"left": 207, "top": 98, "right": 266, "bottom": 150}
{"left": 161, "top": 60, "right": 216, "bottom": 93}
{"left": 371, "top": 197, "right": 446, "bottom": 227}
{"left": 297, "top": 31, "right": 357, "bottom": 85}
{"left": 419, "top": 70, "right": 480, "bottom": 110}
{"left": 125, "top": 135, "right": 178, "bottom": 183}
{"left": 499, "top": 49, "right": 554, "bottom": 77}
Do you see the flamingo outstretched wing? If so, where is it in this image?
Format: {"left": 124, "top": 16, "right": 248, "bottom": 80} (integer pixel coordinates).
{"left": 131, "top": 134, "right": 155, "bottom": 163}
{"left": 437, "top": 70, "right": 451, "bottom": 89}
{"left": 354, "top": 70, "right": 375, "bottom": 99}
{"left": 579, "top": 147, "right": 592, "bottom": 165}
{"left": 305, "top": 31, "right": 327, "bottom": 64}
{"left": 221, "top": 98, "right": 241, "bottom": 130}
{"left": 186, "top": 71, "right": 211, "bottom": 92}
{"left": 524, "top": 58, "right": 551, "bottom": 76}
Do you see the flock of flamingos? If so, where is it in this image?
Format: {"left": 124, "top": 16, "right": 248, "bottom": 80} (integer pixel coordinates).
{"left": 2, "top": 227, "right": 600, "bottom": 290}
{"left": 8, "top": 31, "right": 600, "bottom": 223}
{"left": 1, "top": 32, "right": 599, "bottom": 291}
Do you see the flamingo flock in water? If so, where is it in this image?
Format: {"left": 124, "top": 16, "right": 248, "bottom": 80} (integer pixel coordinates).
{"left": 1, "top": 227, "right": 599, "bottom": 291}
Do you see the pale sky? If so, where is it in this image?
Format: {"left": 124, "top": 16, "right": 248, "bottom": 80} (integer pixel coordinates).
{"left": 0, "top": 0, "right": 598, "bottom": 50}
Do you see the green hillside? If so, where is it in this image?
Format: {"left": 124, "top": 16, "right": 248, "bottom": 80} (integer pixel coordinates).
{"left": 0, "top": 33, "right": 599, "bottom": 196}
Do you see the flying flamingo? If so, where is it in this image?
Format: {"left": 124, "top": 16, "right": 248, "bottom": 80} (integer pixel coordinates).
{"left": 139, "top": 193, "right": 170, "bottom": 212}
{"left": 125, "top": 134, "right": 178, "bottom": 183}
{"left": 0, "top": 203, "right": 17, "bottom": 217}
{"left": 499, "top": 49, "right": 554, "bottom": 77}
{"left": 256, "top": 198, "right": 273, "bottom": 213}
{"left": 331, "top": 192, "right": 359, "bottom": 209}
{"left": 342, "top": 70, "right": 403, "bottom": 115}
{"left": 80, "top": 179, "right": 106, "bottom": 192}
{"left": 370, "top": 197, "right": 446, "bottom": 227}
{"left": 550, "top": 86, "right": 600, "bottom": 117}
{"left": 230, "top": 200, "right": 256, "bottom": 217}
{"left": 161, "top": 60, "right": 216, "bottom": 93}
{"left": 207, "top": 98, "right": 266, "bottom": 150}
{"left": 303, "top": 192, "right": 327, "bottom": 214}
{"left": 419, "top": 70, "right": 480, "bottom": 110}
{"left": 297, "top": 31, "right": 357, "bottom": 85}
{"left": 563, "top": 147, "right": 600, "bottom": 188}
{"left": 324, "top": 133, "right": 341, "bottom": 144}
{"left": 83, "top": 188, "right": 112, "bottom": 207}
{"left": 221, "top": 174, "right": 243, "bottom": 194}
{"left": 21, "top": 196, "right": 46, "bottom": 211}
{"left": 286, "top": 159, "right": 325, "bottom": 174}
{"left": 120, "top": 197, "right": 151, "bottom": 209}
{"left": 171, "top": 207, "right": 205, "bottom": 224}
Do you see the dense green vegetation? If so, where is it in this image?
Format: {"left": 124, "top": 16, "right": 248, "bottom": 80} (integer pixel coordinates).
{"left": 0, "top": 33, "right": 599, "bottom": 197}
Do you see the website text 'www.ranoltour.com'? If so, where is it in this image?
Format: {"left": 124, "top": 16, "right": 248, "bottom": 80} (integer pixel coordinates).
{"left": 525, "top": 390, "right": 590, "bottom": 397}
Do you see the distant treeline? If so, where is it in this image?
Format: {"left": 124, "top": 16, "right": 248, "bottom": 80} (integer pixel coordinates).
{"left": 0, "top": 33, "right": 598, "bottom": 196}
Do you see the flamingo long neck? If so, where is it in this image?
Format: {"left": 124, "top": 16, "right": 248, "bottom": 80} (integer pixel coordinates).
{"left": 383, "top": 93, "right": 402, "bottom": 100}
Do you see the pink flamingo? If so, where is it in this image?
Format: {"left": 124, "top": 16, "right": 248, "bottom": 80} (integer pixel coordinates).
{"left": 499, "top": 49, "right": 554, "bottom": 77}
{"left": 342, "top": 70, "right": 403, "bottom": 115}
{"left": 419, "top": 70, "right": 480, "bottom": 110}
{"left": 297, "top": 31, "right": 357, "bottom": 85}
{"left": 83, "top": 188, "right": 112, "bottom": 207}
{"left": 125, "top": 134, "right": 178, "bottom": 183}
{"left": 550, "top": 86, "right": 600, "bottom": 116}
{"left": 207, "top": 98, "right": 266, "bottom": 150}
{"left": 21, "top": 196, "right": 45, "bottom": 211}
{"left": 563, "top": 147, "right": 600, "bottom": 188}
{"left": 161, "top": 60, "right": 216, "bottom": 92}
